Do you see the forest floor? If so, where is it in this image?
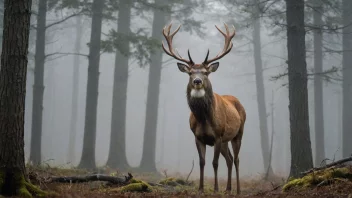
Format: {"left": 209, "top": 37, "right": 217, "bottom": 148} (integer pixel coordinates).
{"left": 19, "top": 164, "right": 352, "bottom": 198}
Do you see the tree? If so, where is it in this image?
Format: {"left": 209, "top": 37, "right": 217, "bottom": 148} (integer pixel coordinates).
{"left": 251, "top": 0, "right": 274, "bottom": 178}
{"left": 0, "top": 0, "right": 46, "bottom": 196}
{"left": 286, "top": 0, "right": 313, "bottom": 178}
{"left": 138, "top": 0, "right": 169, "bottom": 172}
{"left": 138, "top": 0, "right": 205, "bottom": 172}
{"left": 29, "top": 0, "right": 84, "bottom": 164}
{"left": 29, "top": 0, "right": 47, "bottom": 165}
{"left": 67, "top": 15, "right": 83, "bottom": 164}
{"left": 106, "top": 0, "right": 131, "bottom": 169}
{"left": 342, "top": 0, "right": 352, "bottom": 158}
{"left": 78, "top": 0, "right": 104, "bottom": 169}
{"left": 0, "top": 0, "right": 4, "bottom": 51}
{"left": 312, "top": 0, "right": 325, "bottom": 166}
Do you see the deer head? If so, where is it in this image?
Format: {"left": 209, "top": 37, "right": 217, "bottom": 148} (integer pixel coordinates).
{"left": 161, "top": 23, "right": 236, "bottom": 98}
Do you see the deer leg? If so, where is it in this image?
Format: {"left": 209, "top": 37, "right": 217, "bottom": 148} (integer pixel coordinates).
{"left": 195, "top": 138, "right": 206, "bottom": 193}
{"left": 220, "top": 143, "right": 233, "bottom": 193}
{"left": 231, "top": 127, "right": 243, "bottom": 195}
{"left": 213, "top": 138, "right": 222, "bottom": 192}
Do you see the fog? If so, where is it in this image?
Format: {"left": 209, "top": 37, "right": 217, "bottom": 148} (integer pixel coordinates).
{"left": 21, "top": 0, "right": 345, "bottom": 180}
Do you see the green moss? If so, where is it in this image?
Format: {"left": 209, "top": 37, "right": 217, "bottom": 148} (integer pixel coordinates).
{"left": 159, "top": 177, "right": 189, "bottom": 186}
{"left": 18, "top": 183, "right": 32, "bottom": 198}
{"left": 118, "top": 178, "right": 152, "bottom": 193}
{"left": 0, "top": 169, "right": 55, "bottom": 198}
{"left": 160, "top": 177, "right": 178, "bottom": 186}
{"left": 283, "top": 167, "right": 352, "bottom": 192}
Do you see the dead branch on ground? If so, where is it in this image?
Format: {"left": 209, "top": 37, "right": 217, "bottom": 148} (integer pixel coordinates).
{"left": 301, "top": 156, "right": 352, "bottom": 176}
{"left": 48, "top": 173, "right": 133, "bottom": 185}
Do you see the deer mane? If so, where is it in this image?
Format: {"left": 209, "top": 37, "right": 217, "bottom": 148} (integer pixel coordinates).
{"left": 186, "top": 84, "right": 214, "bottom": 125}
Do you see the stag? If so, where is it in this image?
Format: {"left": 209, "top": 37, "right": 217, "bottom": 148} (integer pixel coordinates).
{"left": 161, "top": 23, "right": 246, "bottom": 194}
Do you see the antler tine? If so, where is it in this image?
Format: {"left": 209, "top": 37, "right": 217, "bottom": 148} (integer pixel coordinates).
{"left": 215, "top": 25, "right": 226, "bottom": 37}
{"left": 188, "top": 49, "right": 194, "bottom": 64}
{"left": 203, "top": 49, "right": 210, "bottom": 64}
{"left": 203, "top": 23, "right": 236, "bottom": 65}
{"left": 224, "top": 22, "right": 230, "bottom": 35}
{"left": 161, "top": 23, "right": 192, "bottom": 65}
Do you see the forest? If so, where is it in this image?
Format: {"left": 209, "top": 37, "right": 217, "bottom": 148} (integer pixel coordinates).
{"left": 0, "top": 0, "right": 351, "bottom": 197}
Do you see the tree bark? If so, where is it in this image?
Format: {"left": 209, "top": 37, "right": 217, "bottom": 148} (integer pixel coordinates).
{"left": 252, "top": 4, "right": 274, "bottom": 178}
{"left": 285, "top": 0, "right": 313, "bottom": 178}
{"left": 139, "top": 0, "right": 168, "bottom": 172}
{"left": 29, "top": 0, "right": 47, "bottom": 165}
{"left": 78, "top": 0, "right": 104, "bottom": 169}
{"left": 0, "top": 0, "right": 4, "bottom": 52}
{"left": 106, "top": 0, "right": 131, "bottom": 169}
{"left": 0, "top": 0, "right": 47, "bottom": 196}
{"left": 312, "top": 0, "right": 325, "bottom": 166}
{"left": 67, "top": 15, "right": 83, "bottom": 165}
{"left": 342, "top": 0, "right": 352, "bottom": 158}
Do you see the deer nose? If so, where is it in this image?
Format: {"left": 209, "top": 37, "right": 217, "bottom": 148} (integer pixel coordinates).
{"left": 193, "top": 78, "right": 202, "bottom": 85}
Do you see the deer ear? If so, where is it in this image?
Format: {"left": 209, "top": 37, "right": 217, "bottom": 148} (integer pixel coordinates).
{"left": 207, "top": 62, "right": 219, "bottom": 73}
{"left": 177, "top": 63, "right": 190, "bottom": 73}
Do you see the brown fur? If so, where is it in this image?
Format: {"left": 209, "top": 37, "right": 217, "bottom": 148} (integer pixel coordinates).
{"left": 189, "top": 94, "right": 246, "bottom": 144}
{"left": 161, "top": 23, "right": 245, "bottom": 195}
{"left": 185, "top": 69, "right": 246, "bottom": 195}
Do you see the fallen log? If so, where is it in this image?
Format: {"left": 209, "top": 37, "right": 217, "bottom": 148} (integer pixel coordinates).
{"left": 301, "top": 156, "right": 352, "bottom": 176}
{"left": 49, "top": 173, "right": 133, "bottom": 185}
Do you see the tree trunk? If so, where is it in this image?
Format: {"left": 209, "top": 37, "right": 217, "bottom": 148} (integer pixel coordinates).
{"left": 106, "top": 0, "right": 131, "bottom": 169}
{"left": 342, "top": 0, "right": 352, "bottom": 158}
{"left": 312, "top": 0, "right": 325, "bottom": 166}
{"left": 67, "top": 15, "right": 82, "bottom": 165}
{"left": 0, "top": 0, "right": 4, "bottom": 52}
{"left": 139, "top": 0, "right": 167, "bottom": 172}
{"left": 0, "top": 0, "right": 46, "bottom": 196}
{"left": 78, "top": 0, "right": 104, "bottom": 169}
{"left": 29, "top": 0, "right": 47, "bottom": 165}
{"left": 252, "top": 6, "right": 274, "bottom": 179}
{"left": 286, "top": 0, "right": 313, "bottom": 178}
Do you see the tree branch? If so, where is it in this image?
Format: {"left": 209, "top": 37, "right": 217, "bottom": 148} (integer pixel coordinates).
{"left": 49, "top": 173, "right": 133, "bottom": 185}
{"left": 45, "top": 52, "right": 88, "bottom": 59}
{"left": 301, "top": 156, "right": 352, "bottom": 176}
{"left": 45, "top": 10, "right": 86, "bottom": 29}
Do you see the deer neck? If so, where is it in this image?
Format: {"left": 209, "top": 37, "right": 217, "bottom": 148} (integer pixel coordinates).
{"left": 186, "top": 84, "right": 215, "bottom": 125}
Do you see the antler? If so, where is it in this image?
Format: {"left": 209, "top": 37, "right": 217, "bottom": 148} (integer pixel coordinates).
{"left": 161, "top": 23, "right": 194, "bottom": 65}
{"left": 203, "top": 23, "right": 236, "bottom": 65}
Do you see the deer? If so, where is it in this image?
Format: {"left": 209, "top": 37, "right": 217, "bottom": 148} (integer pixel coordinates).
{"left": 161, "top": 23, "right": 246, "bottom": 195}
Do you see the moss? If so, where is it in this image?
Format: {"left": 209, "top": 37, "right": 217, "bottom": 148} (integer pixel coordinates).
{"left": 0, "top": 169, "right": 55, "bottom": 198}
{"left": 159, "top": 177, "right": 189, "bottom": 186}
{"left": 117, "top": 178, "right": 152, "bottom": 193}
{"left": 160, "top": 177, "right": 178, "bottom": 186}
{"left": 283, "top": 167, "right": 352, "bottom": 192}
